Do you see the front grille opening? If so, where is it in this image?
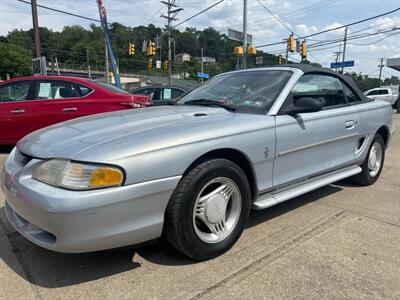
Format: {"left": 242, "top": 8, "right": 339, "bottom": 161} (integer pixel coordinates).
{"left": 28, "top": 230, "right": 57, "bottom": 245}
{"left": 358, "top": 137, "right": 366, "bottom": 150}
{"left": 7, "top": 203, "right": 57, "bottom": 245}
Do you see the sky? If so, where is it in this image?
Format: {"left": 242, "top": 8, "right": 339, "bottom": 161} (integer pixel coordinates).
{"left": 0, "top": 0, "right": 399, "bottom": 79}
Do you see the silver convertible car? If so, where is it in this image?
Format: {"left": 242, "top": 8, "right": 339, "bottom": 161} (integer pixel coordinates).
{"left": 1, "top": 65, "right": 394, "bottom": 260}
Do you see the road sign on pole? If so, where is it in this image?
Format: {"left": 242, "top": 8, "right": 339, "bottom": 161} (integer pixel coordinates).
{"left": 330, "top": 60, "right": 354, "bottom": 69}
{"left": 227, "top": 28, "right": 253, "bottom": 44}
{"left": 255, "top": 56, "right": 263, "bottom": 65}
{"left": 197, "top": 72, "right": 209, "bottom": 79}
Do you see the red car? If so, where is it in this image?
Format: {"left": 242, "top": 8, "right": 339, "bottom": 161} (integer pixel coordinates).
{"left": 0, "top": 76, "right": 150, "bottom": 145}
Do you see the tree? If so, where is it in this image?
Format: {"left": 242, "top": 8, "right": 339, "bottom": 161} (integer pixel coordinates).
{"left": 0, "top": 44, "right": 32, "bottom": 79}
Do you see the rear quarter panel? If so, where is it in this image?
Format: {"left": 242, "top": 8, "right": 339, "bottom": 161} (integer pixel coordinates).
{"left": 356, "top": 99, "right": 393, "bottom": 161}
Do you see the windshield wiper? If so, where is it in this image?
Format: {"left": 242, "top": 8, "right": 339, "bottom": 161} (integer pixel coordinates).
{"left": 184, "top": 99, "right": 237, "bottom": 112}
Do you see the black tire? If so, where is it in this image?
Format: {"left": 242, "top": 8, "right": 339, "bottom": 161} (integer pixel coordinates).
{"left": 164, "top": 159, "right": 251, "bottom": 261}
{"left": 351, "top": 134, "right": 385, "bottom": 186}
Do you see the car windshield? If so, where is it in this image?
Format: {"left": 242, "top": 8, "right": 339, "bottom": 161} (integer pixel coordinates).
{"left": 177, "top": 70, "right": 292, "bottom": 113}
{"left": 89, "top": 80, "right": 130, "bottom": 95}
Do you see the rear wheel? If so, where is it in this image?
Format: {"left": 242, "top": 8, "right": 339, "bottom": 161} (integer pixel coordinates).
{"left": 164, "top": 159, "right": 251, "bottom": 260}
{"left": 352, "top": 134, "right": 385, "bottom": 186}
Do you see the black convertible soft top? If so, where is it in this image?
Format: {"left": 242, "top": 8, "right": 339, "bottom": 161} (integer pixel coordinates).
{"left": 275, "top": 64, "right": 367, "bottom": 101}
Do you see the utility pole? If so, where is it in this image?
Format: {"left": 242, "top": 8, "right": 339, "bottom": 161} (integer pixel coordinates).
{"left": 340, "top": 26, "right": 348, "bottom": 74}
{"left": 333, "top": 51, "right": 341, "bottom": 73}
{"left": 201, "top": 47, "right": 204, "bottom": 83}
{"left": 378, "top": 58, "right": 384, "bottom": 87}
{"left": 285, "top": 41, "right": 289, "bottom": 63}
{"left": 242, "top": 0, "right": 248, "bottom": 69}
{"left": 161, "top": 0, "right": 183, "bottom": 85}
{"left": 31, "top": 0, "right": 41, "bottom": 58}
{"left": 87, "top": 48, "right": 91, "bottom": 78}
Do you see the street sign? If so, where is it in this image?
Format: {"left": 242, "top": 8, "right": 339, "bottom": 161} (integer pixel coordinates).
{"left": 228, "top": 28, "right": 253, "bottom": 44}
{"left": 255, "top": 56, "right": 263, "bottom": 65}
{"left": 330, "top": 60, "right": 354, "bottom": 69}
{"left": 197, "top": 72, "right": 209, "bottom": 79}
{"left": 32, "top": 56, "right": 47, "bottom": 76}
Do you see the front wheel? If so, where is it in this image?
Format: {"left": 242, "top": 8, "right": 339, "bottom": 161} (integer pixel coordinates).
{"left": 164, "top": 159, "right": 251, "bottom": 260}
{"left": 352, "top": 134, "right": 385, "bottom": 186}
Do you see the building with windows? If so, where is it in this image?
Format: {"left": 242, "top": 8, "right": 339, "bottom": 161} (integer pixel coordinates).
{"left": 174, "top": 53, "right": 191, "bottom": 64}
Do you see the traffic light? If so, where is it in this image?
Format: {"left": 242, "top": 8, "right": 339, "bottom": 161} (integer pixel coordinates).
{"left": 147, "top": 41, "right": 156, "bottom": 56}
{"left": 234, "top": 46, "right": 244, "bottom": 56}
{"left": 147, "top": 58, "right": 153, "bottom": 69}
{"left": 128, "top": 42, "right": 135, "bottom": 56}
{"left": 300, "top": 40, "right": 307, "bottom": 60}
{"left": 247, "top": 46, "right": 257, "bottom": 55}
{"left": 288, "top": 33, "right": 295, "bottom": 52}
{"left": 277, "top": 55, "right": 283, "bottom": 65}
{"left": 163, "top": 60, "right": 168, "bottom": 70}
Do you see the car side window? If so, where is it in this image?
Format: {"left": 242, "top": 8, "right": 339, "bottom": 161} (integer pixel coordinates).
{"left": 171, "top": 88, "right": 186, "bottom": 99}
{"left": 78, "top": 84, "right": 92, "bottom": 96}
{"left": 133, "top": 88, "right": 156, "bottom": 100}
{"left": 380, "top": 89, "right": 389, "bottom": 95}
{"left": 35, "top": 81, "right": 79, "bottom": 100}
{"left": 0, "top": 81, "right": 33, "bottom": 103}
{"left": 160, "top": 88, "right": 173, "bottom": 100}
{"left": 341, "top": 83, "right": 360, "bottom": 103}
{"left": 367, "top": 90, "right": 379, "bottom": 96}
{"left": 291, "top": 74, "right": 346, "bottom": 108}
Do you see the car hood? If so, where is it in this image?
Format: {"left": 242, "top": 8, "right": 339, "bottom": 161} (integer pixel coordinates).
{"left": 18, "top": 105, "right": 271, "bottom": 161}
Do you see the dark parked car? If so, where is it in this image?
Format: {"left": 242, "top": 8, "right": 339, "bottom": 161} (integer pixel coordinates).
{"left": 131, "top": 85, "right": 189, "bottom": 105}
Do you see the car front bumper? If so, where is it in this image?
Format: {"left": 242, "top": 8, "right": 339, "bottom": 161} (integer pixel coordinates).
{"left": 0, "top": 148, "right": 181, "bottom": 253}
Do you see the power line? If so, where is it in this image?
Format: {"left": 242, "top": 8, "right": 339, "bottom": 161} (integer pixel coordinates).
{"left": 256, "top": 7, "right": 400, "bottom": 48}
{"left": 348, "top": 31, "right": 400, "bottom": 46}
{"left": 15, "top": 0, "right": 165, "bottom": 28}
{"left": 256, "top": 0, "right": 295, "bottom": 35}
{"left": 172, "top": 0, "right": 224, "bottom": 29}
{"left": 248, "top": 0, "right": 338, "bottom": 28}
{"left": 308, "top": 27, "right": 400, "bottom": 49}
{"left": 261, "top": 26, "right": 400, "bottom": 56}
{"left": 16, "top": 0, "right": 101, "bottom": 23}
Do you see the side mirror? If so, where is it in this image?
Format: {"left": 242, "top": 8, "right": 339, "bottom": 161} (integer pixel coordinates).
{"left": 284, "top": 97, "right": 322, "bottom": 115}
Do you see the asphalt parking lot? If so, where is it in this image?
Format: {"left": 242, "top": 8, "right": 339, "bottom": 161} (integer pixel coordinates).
{"left": 0, "top": 114, "right": 399, "bottom": 300}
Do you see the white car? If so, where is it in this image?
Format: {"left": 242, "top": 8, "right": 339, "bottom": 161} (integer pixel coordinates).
{"left": 364, "top": 87, "right": 399, "bottom": 108}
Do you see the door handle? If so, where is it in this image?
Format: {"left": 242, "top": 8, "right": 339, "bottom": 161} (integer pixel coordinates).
{"left": 11, "top": 109, "right": 25, "bottom": 114}
{"left": 345, "top": 120, "right": 355, "bottom": 129}
{"left": 62, "top": 107, "right": 77, "bottom": 112}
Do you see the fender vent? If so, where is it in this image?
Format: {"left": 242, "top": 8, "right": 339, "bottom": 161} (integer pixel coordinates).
{"left": 358, "top": 137, "right": 366, "bottom": 150}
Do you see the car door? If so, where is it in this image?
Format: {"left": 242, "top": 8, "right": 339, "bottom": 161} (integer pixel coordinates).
{"left": 23, "top": 80, "right": 86, "bottom": 132}
{"left": 365, "top": 89, "right": 380, "bottom": 100}
{"left": 273, "top": 74, "right": 360, "bottom": 187}
{"left": 379, "top": 89, "right": 392, "bottom": 104}
{"left": 0, "top": 80, "right": 35, "bottom": 144}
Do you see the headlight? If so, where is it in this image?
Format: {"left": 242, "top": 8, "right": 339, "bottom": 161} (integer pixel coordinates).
{"left": 32, "top": 159, "right": 124, "bottom": 190}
